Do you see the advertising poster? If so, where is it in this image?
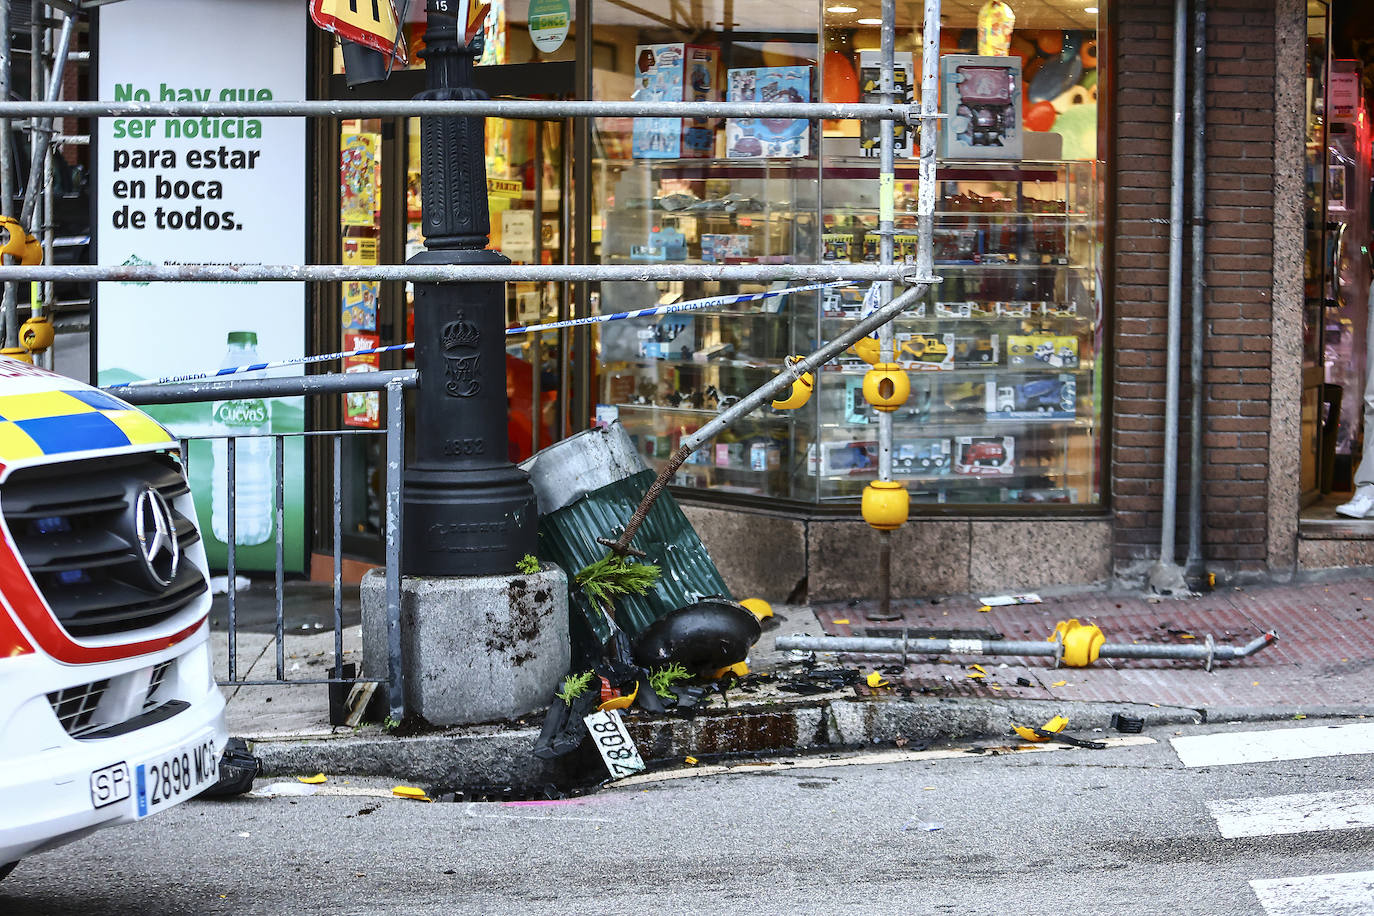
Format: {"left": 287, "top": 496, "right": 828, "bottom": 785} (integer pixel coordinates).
{"left": 340, "top": 132, "right": 381, "bottom": 227}
{"left": 96, "top": 0, "right": 307, "bottom": 573}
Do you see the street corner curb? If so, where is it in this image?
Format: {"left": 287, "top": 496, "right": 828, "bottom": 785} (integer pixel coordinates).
{"left": 1197, "top": 704, "right": 1374, "bottom": 725}
{"left": 251, "top": 726, "right": 556, "bottom": 785}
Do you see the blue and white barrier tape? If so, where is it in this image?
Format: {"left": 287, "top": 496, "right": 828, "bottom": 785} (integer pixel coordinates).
{"left": 110, "top": 280, "right": 847, "bottom": 389}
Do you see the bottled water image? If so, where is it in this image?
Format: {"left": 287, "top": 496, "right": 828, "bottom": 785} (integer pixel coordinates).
{"left": 211, "top": 331, "right": 275, "bottom": 546}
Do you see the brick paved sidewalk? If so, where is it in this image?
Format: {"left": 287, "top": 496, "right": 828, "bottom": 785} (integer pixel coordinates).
{"left": 814, "top": 575, "right": 1374, "bottom": 711}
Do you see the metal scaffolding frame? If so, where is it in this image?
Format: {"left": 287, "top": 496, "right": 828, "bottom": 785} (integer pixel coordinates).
{"left": 0, "top": 1, "right": 946, "bottom": 620}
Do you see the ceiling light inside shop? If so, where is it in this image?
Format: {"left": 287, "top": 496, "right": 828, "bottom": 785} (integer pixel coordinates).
{"left": 827, "top": 4, "right": 858, "bottom": 12}
{"left": 1084, "top": 5, "right": 1098, "bottom": 11}
{"left": 856, "top": 17, "right": 883, "bottom": 24}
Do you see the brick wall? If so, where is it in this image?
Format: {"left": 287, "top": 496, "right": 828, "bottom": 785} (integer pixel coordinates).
{"left": 1111, "top": 0, "right": 1277, "bottom": 579}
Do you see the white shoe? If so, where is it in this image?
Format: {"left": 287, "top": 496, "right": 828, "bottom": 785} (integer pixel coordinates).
{"left": 1336, "top": 489, "right": 1374, "bottom": 518}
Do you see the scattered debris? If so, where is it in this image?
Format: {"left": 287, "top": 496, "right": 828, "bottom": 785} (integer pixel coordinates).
{"left": 296, "top": 773, "right": 328, "bottom": 785}
{"left": 866, "top": 671, "right": 891, "bottom": 688}
{"left": 1013, "top": 715, "right": 1105, "bottom": 749}
{"left": 200, "top": 737, "right": 261, "bottom": 798}
{"left": 833, "top": 618, "right": 851, "bottom": 625}
{"left": 978, "top": 593, "right": 1041, "bottom": 606}
{"left": 392, "top": 786, "right": 432, "bottom": 802}
{"left": 633, "top": 598, "right": 762, "bottom": 676}
{"left": 1110, "top": 713, "right": 1145, "bottom": 734}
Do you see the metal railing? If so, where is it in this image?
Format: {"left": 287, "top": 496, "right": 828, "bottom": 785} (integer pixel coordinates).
{"left": 114, "top": 369, "right": 414, "bottom": 723}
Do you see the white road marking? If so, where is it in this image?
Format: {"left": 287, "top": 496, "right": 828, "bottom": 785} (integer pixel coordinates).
{"left": 1208, "top": 789, "right": 1374, "bottom": 839}
{"left": 1171, "top": 723, "right": 1374, "bottom": 768}
{"left": 1251, "top": 870, "right": 1374, "bottom": 915}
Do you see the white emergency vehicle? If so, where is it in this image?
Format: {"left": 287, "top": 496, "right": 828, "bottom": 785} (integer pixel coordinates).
{"left": 0, "top": 356, "right": 227, "bottom": 882}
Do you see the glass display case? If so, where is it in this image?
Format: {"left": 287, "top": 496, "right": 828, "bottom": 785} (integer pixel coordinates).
{"left": 594, "top": 151, "right": 1103, "bottom": 507}
{"left": 595, "top": 158, "right": 819, "bottom": 497}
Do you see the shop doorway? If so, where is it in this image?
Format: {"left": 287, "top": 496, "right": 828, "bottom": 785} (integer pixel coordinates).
{"left": 1303, "top": 1, "right": 1374, "bottom": 514}
{"left": 317, "top": 62, "right": 577, "bottom": 566}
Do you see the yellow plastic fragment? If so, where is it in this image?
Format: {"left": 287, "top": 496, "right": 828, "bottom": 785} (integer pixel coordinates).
{"left": 1014, "top": 714, "right": 1069, "bottom": 743}
{"left": 740, "top": 598, "right": 773, "bottom": 620}
{"left": 1041, "top": 715, "right": 1069, "bottom": 733}
{"left": 1179, "top": 633, "right": 1196, "bottom": 640}
{"left": 392, "top": 786, "right": 432, "bottom": 802}
{"left": 834, "top": 618, "right": 850, "bottom": 625}
{"left": 978, "top": 605, "right": 992, "bottom": 613}
{"left": 1051, "top": 680, "right": 1067, "bottom": 688}
{"left": 710, "top": 662, "right": 749, "bottom": 680}
{"left": 969, "top": 664, "right": 987, "bottom": 675}
{"left": 866, "top": 671, "right": 890, "bottom": 688}
{"left": 597, "top": 681, "right": 640, "bottom": 711}
{"left": 966, "top": 670, "right": 986, "bottom": 680}
{"left": 296, "top": 774, "right": 327, "bottom": 785}
{"left": 685, "top": 756, "right": 699, "bottom": 766}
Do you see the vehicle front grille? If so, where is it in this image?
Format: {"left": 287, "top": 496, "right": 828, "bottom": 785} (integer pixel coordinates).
{"left": 145, "top": 660, "right": 173, "bottom": 710}
{"left": 47, "top": 679, "right": 110, "bottom": 737}
{"left": 2, "top": 453, "right": 207, "bottom": 639}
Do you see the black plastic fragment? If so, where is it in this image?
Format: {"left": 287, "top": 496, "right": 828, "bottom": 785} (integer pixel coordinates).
{"left": 200, "top": 737, "right": 261, "bottom": 797}
{"left": 1110, "top": 712, "right": 1145, "bottom": 734}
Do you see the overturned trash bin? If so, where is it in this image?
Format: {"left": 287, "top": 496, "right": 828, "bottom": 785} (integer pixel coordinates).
{"left": 521, "top": 423, "right": 733, "bottom": 663}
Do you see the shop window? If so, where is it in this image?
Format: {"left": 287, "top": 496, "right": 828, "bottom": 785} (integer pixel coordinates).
{"left": 589, "top": 0, "right": 1106, "bottom": 509}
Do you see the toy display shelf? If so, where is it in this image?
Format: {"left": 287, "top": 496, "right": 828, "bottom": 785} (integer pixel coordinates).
{"left": 613, "top": 402, "right": 792, "bottom": 424}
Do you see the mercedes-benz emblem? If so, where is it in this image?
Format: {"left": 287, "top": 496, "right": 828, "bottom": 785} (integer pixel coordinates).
{"left": 134, "top": 487, "right": 180, "bottom": 588}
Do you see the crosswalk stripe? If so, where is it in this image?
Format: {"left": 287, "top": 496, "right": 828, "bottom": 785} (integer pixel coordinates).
{"left": 1171, "top": 723, "right": 1374, "bottom": 768}
{"left": 1208, "top": 789, "right": 1374, "bottom": 839}
{"left": 1251, "top": 870, "right": 1374, "bottom": 915}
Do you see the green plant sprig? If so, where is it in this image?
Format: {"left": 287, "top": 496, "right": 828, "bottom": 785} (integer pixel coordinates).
{"left": 556, "top": 670, "right": 595, "bottom": 706}
{"left": 574, "top": 555, "right": 661, "bottom": 618}
{"left": 648, "top": 663, "right": 691, "bottom": 700}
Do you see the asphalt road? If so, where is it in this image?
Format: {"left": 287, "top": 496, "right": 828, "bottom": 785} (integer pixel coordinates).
{"left": 4, "top": 718, "right": 1371, "bottom": 915}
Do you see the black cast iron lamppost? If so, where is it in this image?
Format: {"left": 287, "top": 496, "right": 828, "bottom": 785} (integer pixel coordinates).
{"left": 402, "top": 1, "right": 538, "bottom": 576}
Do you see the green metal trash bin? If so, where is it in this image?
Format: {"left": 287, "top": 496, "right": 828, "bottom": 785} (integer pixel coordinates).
{"left": 521, "top": 424, "right": 733, "bottom": 662}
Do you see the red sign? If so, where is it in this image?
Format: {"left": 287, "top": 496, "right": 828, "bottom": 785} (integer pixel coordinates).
{"left": 310, "top": 0, "right": 408, "bottom": 64}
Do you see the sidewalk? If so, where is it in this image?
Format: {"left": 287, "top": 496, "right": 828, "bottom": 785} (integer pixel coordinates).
{"left": 217, "top": 573, "right": 1374, "bottom": 784}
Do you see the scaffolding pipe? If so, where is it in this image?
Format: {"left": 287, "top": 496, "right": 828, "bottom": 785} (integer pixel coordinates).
{"left": 0, "top": 98, "right": 929, "bottom": 121}
{"left": 0, "top": 0, "right": 13, "bottom": 348}
{"left": 0, "top": 263, "right": 934, "bottom": 283}
{"left": 1185, "top": 0, "right": 1207, "bottom": 574}
{"left": 18, "top": 10, "right": 70, "bottom": 228}
{"left": 775, "top": 630, "right": 1278, "bottom": 669}
{"left": 1149, "top": 0, "right": 1190, "bottom": 595}
{"left": 871, "top": 0, "right": 898, "bottom": 622}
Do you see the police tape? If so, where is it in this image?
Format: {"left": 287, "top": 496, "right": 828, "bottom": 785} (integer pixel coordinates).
{"left": 109, "top": 280, "right": 850, "bottom": 388}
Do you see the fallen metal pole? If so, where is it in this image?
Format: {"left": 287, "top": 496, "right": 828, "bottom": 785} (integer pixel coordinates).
{"left": 0, "top": 263, "right": 924, "bottom": 284}
{"left": 601, "top": 282, "right": 931, "bottom": 557}
{"left": 775, "top": 630, "right": 1278, "bottom": 671}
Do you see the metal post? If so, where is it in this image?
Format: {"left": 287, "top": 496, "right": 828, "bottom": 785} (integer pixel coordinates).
{"left": 1149, "top": 0, "right": 1190, "bottom": 595}
{"left": 1185, "top": 0, "right": 1207, "bottom": 576}
{"left": 870, "top": 0, "right": 899, "bottom": 622}
{"left": 226, "top": 436, "right": 238, "bottom": 682}
{"left": 333, "top": 434, "right": 343, "bottom": 681}
{"left": 0, "top": 0, "right": 14, "bottom": 348}
{"left": 401, "top": 3, "right": 537, "bottom": 576}
{"left": 274, "top": 435, "right": 285, "bottom": 680}
{"left": 385, "top": 379, "right": 405, "bottom": 720}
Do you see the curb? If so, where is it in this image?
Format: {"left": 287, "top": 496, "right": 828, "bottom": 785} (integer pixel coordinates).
{"left": 247, "top": 693, "right": 1226, "bottom": 785}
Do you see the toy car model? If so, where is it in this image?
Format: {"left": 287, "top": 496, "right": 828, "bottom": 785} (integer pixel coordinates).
{"left": 0, "top": 356, "right": 227, "bottom": 882}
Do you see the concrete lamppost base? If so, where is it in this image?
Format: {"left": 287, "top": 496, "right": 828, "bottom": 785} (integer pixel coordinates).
{"left": 361, "top": 565, "right": 569, "bottom": 726}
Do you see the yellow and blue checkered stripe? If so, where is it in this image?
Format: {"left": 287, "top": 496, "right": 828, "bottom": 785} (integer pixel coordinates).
{"left": 0, "top": 389, "right": 175, "bottom": 461}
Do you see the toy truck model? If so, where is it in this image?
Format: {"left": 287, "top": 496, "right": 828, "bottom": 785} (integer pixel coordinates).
{"left": 900, "top": 335, "right": 949, "bottom": 364}
{"left": 964, "top": 440, "right": 1006, "bottom": 464}
{"left": 0, "top": 356, "right": 227, "bottom": 883}
{"left": 996, "top": 378, "right": 1073, "bottom": 413}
